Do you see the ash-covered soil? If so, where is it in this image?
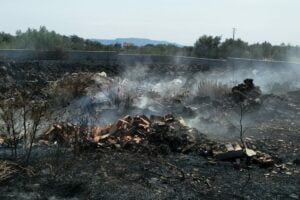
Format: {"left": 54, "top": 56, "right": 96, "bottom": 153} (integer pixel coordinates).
{"left": 1, "top": 144, "right": 299, "bottom": 200}
{"left": 0, "top": 61, "right": 300, "bottom": 200}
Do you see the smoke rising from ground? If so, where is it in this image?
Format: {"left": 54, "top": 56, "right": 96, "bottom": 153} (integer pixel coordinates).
{"left": 57, "top": 60, "right": 300, "bottom": 140}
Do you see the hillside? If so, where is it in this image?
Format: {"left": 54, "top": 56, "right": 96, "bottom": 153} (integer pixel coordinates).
{"left": 92, "top": 37, "right": 183, "bottom": 47}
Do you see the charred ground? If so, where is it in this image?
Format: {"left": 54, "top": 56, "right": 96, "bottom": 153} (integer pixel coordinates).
{"left": 0, "top": 59, "right": 299, "bottom": 200}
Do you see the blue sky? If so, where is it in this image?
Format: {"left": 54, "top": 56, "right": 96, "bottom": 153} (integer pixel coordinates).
{"left": 1, "top": 0, "right": 299, "bottom": 46}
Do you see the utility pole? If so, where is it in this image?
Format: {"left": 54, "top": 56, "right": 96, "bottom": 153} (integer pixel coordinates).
{"left": 232, "top": 28, "right": 236, "bottom": 40}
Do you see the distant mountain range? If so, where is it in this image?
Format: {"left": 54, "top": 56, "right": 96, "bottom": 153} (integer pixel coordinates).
{"left": 91, "top": 38, "right": 183, "bottom": 47}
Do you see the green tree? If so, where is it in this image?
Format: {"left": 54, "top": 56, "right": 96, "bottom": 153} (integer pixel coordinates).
{"left": 219, "top": 39, "right": 249, "bottom": 58}
{"left": 193, "top": 35, "right": 221, "bottom": 58}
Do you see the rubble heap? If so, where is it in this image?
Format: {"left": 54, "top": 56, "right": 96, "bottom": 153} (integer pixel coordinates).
{"left": 42, "top": 114, "right": 275, "bottom": 167}
{"left": 43, "top": 114, "right": 208, "bottom": 154}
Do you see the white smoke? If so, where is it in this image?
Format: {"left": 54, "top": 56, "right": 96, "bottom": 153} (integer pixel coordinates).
{"left": 56, "top": 59, "right": 300, "bottom": 140}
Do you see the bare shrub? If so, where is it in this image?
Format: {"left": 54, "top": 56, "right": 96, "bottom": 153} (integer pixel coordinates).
{"left": 104, "top": 83, "right": 135, "bottom": 109}
{"left": 106, "top": 90, "right": 134, "bottom": 109}
{"left": 73, "top": 115, "right": 92, "bottom": 154}
{"left": 0, "top": 89, "right": 46, "bottom": 162}
{"left": 196, "top": 80, "right": 231, "bottom": 99}
{"left": 25, "top": 101, "right": 47, "bottom": 163}
{"left": 239, "top": 103, "right": 246, "bottom": 148}
{"left": 0, "top": 97, "right": 22, "bottom": 158}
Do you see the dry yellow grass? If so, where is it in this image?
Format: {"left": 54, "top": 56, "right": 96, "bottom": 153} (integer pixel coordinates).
{"left": 0, "top": 160, "right": 34, "bottom": 183}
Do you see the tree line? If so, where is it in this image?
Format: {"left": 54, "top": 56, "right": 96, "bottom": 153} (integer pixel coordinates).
{"left": 193, "top": 35, "right": 300, "bottom": 61}
{"left": 0, "top": 26, "right": 299, "bottom": 61}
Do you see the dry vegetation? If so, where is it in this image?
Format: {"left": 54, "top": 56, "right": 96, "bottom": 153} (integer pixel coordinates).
{"left": 0, "top": 160, "right": 34, "bottom": 183}
{"left": 196, "top": 80, "right": 231, "bottom": 98}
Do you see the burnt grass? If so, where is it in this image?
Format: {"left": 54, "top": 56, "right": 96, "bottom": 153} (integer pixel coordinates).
{"left": 0, "top": 142, "right": 299, "bottom": 200}
{"left": 0, "top": 61, "right": 300, "bottom": 199}
{"left": 1, "top": 92, "right": 300, "bottom": 200}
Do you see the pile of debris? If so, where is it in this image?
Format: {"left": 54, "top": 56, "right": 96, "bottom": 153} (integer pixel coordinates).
{"left": 231, "top": 79, "right": 262, "bottom": 104}
{"left": 42, "top": 114, "right": 275, "bottom": 167}
{"left": 43, "top": 114, "right": 207, "bottom": 154}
